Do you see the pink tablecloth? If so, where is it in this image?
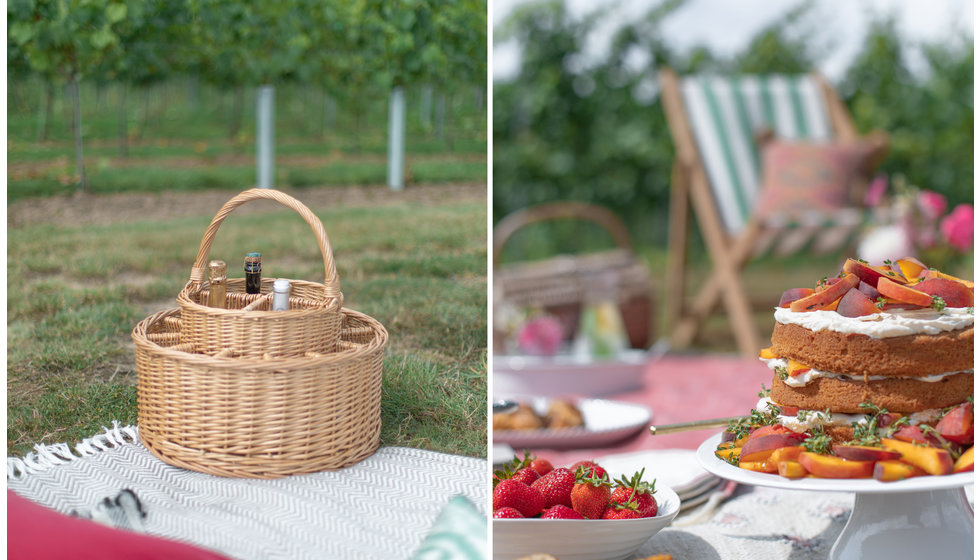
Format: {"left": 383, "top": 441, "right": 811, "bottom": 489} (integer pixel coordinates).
{"left": 518, "top": 353, "right": 772, "bottom": 467}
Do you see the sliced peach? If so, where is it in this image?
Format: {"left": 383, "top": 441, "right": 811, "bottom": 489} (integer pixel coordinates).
{"left": 836, "top": 288, "right": 881, "bottom": 318}
{"left": 747, "top": 425, "right": 804, "bottom": 441}
{"left": 892, "top": 425, "right": 938, "bottom": 446}
{"left": 912, "top": 278, "right": 974, "bottom": 308}
{"left": 758, "top": 347, "right": 779, "bottom": 360}
{"left": 739, "top": 460, "right": 778, "bottom": 473}
{"left": 832, "top": 444, "right": 902, "bottom": 462}
{"left": 798, "top": 451, "right": 875, "bottom": 478}
{"left": 785, "top": 359, "right": 811, "bottom": 377}
{"left": 843, "top": 258, "right": 908, "bottom": 286}
{"left": 770, "top": 446, "right": 803, "bottom": 463}
{"left": 815, "top": 277, "right": 845, "bottom": 292}
{"left": 919, "top": 269, "right": 974, "bottom": 290}
{"left": 777, "top": 405, "right": 800, "bottom": 416}
{"left": 715, "top": 446, "right": 741, "bottom": 462}
{"left": 741, "top": 435, "right": 807, "bottom": 462}
{"left": 880, "top": 438, "right": 954, "bottom": 476}
{"left": 877, "top": 277, "right": 934, "bottom": 307}
{"left": 896, "top": 257, "right": 928, "bottom": 281}
{"left": 779, "top": 288, "right": 815, "bottom": 308}
{"left": 777, "top": 460, "right": 807, "bottom": 478}
{"left": 953, "top": 446, "right": 974, "bottom": 473}
{"left": 874, "top": 460, "right": 926, "bottom": 481}
{"left": 856, "top": 281, "right": 881, "bottom": 300}
{"left": 790, "top": 273, "right": 859, "bottom": 312}
{"left": 935, "top": 403, "right": 973, "bottom": 445}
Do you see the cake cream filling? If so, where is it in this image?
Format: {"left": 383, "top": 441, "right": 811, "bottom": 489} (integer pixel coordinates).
{"left": 773, "top": 306, "right": 974, "bottom": 338}
{"left": 760, "top": 357, "right": 973, "bottom": 387}
{"left": 755, "top": 397, "right": 945, "bottom": 434}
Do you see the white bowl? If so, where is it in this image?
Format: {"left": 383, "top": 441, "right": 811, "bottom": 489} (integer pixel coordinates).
{"left": 493, "top": 350, "right": 648, "bottom": 398}
{"left": 492, "top": 485, "right": 680, "bottom": 560}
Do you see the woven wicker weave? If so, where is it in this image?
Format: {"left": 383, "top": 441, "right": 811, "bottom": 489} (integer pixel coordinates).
{"left": 134, "top": 307, "right": 387, "bottom": 479}
{"left": 493, "top": 202, "right": 656, "bottom": 350}
{"left": 176, "top": 188, "right": 343, "bottom": 358}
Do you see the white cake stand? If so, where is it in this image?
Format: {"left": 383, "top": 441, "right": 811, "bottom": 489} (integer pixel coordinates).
{"left": 696, "top": 433, "right": 974, "bottom": 560}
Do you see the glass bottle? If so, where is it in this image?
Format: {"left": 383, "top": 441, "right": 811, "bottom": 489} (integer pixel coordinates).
{"left": 272, "top": 279, "right": 291, "bottom": 311}
{"left": 573, "top": 271, "right": 629, "bottom": 359}
{"left": 244, "top": 252, "right": 262, "bottom": 294}
{"left": 206, "top": 260, "right": 227, "bottom": 308}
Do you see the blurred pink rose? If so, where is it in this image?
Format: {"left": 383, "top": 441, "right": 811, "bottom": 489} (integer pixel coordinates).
{"left": 517, "top": 316, "right": 565, "bottom": 356}
{"left": 917, "top": 190, "right": 948, "bottom": 221}
{"left": 940, "top": 204, "right": 974, "bottom": 252}
{"left": 864, "top": 174, "right": 888, "bottom": 207}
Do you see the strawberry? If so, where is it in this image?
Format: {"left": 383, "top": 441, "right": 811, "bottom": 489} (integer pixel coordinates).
{"left": 492, "top": 451, "right": 536, "bottom": 487}
{"left": 570, "top": 470, "right": 611, "bottom": 519}
{"left": 492, "top": 507, "right": 525, "bottom": 519}
{"left": 610, "top": 469, "right": 658, "bottom": 518}
{"left": 601, "top": 504, "right": 643, "bottom": 519}
{"left": 540, "top": 504, "right": 584, "bottom": 519}
{"left": 492, "top": 479, "right": 545, "bottom": 518}
{"left": 530, "top": 457, "right": 554, "bottom": 476}
{"left": 531, "top": 467, "right": 576, "bottom": 508}
{"left": 570, "top": 460, "right": 608, "bottom": 481}
{"left": 510, "top": 466, "right": 541, "bottom": 486}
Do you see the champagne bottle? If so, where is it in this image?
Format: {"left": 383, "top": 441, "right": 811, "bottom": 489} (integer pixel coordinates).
{"left": 206, "top": 260, "right": 227, "bottom": 308}
{"left": 272, "top": 279, "right": 291, "bottom": 311}
{"left": 244, "top": 252, "right": 262, "bottom": 294}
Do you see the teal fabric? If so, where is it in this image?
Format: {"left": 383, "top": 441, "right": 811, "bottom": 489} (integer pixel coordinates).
{"left": 411, "top": 496, "right": 487, "bottom": 560}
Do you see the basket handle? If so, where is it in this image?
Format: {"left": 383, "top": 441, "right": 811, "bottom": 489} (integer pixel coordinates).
{"left": 492, "top": 201, "right": 633, "bottom": 267}
{"left": 188, "top": 188, "right": 341, "bottom": 301}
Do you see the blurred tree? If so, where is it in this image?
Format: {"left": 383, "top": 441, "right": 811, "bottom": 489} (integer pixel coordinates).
{"left": 842, "top": 16, "right": 973, "bottom": 206}
{"left": 8, "top": 0, "right": 130, "bottom": 191}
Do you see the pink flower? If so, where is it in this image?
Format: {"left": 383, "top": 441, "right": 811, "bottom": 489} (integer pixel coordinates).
{"left": 864, "top": 174, "right": 888, "bottom": 207}
{"left": 917, "top": 190, "right": 948, "bottom": 221}
{"left": 940, "top": 204, "right": 974, "bottom": 252}
{"left": 517, "top": 316, "right": 565, "bottom": 356}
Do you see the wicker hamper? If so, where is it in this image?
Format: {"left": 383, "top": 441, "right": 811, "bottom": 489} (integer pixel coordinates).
{"left": 493, "top": 202, "right": 656, "bottom": 351}
{"left": 134, "top": 188, "right": 388, "bottom": 478}
{"left": 176, "top": 188, "right": 344, "bottom": 358}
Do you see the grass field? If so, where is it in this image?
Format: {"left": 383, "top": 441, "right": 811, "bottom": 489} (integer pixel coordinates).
{"left": 7, "top": 194, "right": 488, "bottom": 458}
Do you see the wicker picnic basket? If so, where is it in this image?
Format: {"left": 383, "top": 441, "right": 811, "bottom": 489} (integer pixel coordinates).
{"left": 134, "top": 306, "right": 387, "bottom": 479}
{"left": 493, "top": 202, "right": 656, "bottom": 351}
{"left": 175, "top": 188, "right": 343, "bottom": 358}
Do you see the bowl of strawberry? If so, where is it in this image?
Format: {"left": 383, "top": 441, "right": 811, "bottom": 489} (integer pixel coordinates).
{"left": 492, "top": 455, "right": 680, "bottom": 560}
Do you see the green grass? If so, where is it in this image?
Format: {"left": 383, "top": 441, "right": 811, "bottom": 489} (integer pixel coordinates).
{"left": 7, "top": 200, "right": 488, "bottom": 458}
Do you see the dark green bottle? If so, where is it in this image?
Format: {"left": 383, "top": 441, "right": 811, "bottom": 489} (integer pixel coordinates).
{"left": 244, "top": 252, "right": 262, "bottom": 294}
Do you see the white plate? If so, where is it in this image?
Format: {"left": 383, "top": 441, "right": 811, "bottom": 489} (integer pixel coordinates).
{"left": 492, "top": 485, "right": 680, "bottom": 560}
{"left": 493, "top": 398, "right": 652, "bottom": 449}
{"left": 493, "top": 350, "right": 648, "bottom": 397}
{"left": 696, "top": 432, "right": 974, "bottom": 493}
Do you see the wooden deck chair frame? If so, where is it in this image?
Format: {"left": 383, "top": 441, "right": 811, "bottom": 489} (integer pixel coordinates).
{"left": 659, "top": 67, "right": 878, "bottom": 357}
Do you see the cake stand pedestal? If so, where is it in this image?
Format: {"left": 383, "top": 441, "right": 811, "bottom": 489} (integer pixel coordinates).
{"left": 696, "top": 434, "right": 974, "bottom": 560}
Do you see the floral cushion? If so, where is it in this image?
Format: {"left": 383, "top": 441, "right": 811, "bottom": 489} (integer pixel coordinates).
{"left": 755, "top": 140, "right": 871, "bottom": 218}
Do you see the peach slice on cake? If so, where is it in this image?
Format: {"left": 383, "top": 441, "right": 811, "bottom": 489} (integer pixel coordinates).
{"left": 880, "top": 438, "right": 954, "bottom": 476}
{"left": 912, "top": 278, "right": 974, "bottom": 308}
{"left": 836, "top": 288, "right": 881, "bottom": 318}
{"left": 790, "top": 273, "right": 859, "bottom": 312}
{"left": 895, "top": 257, "right": 928, "bottom": 281}
{"left": 919, "top": 269, "right": 974, "bottom": 290}
{"left": 798, "top": 451, "right": 875, "bottom": 478}
{"left": 843, "top": 258, "right": 909, "bottom": 286}
{"left": 877, "top": 277, "right": 933, "bottom": 307}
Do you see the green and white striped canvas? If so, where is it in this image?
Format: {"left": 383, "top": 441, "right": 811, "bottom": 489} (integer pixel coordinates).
{"left": 679, "top": 74, "right": 834, "bottom": 235}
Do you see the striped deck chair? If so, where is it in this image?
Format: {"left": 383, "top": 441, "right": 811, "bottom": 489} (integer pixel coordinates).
{"left": 659, "top": 67, "right": 887, "bottom": 357}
